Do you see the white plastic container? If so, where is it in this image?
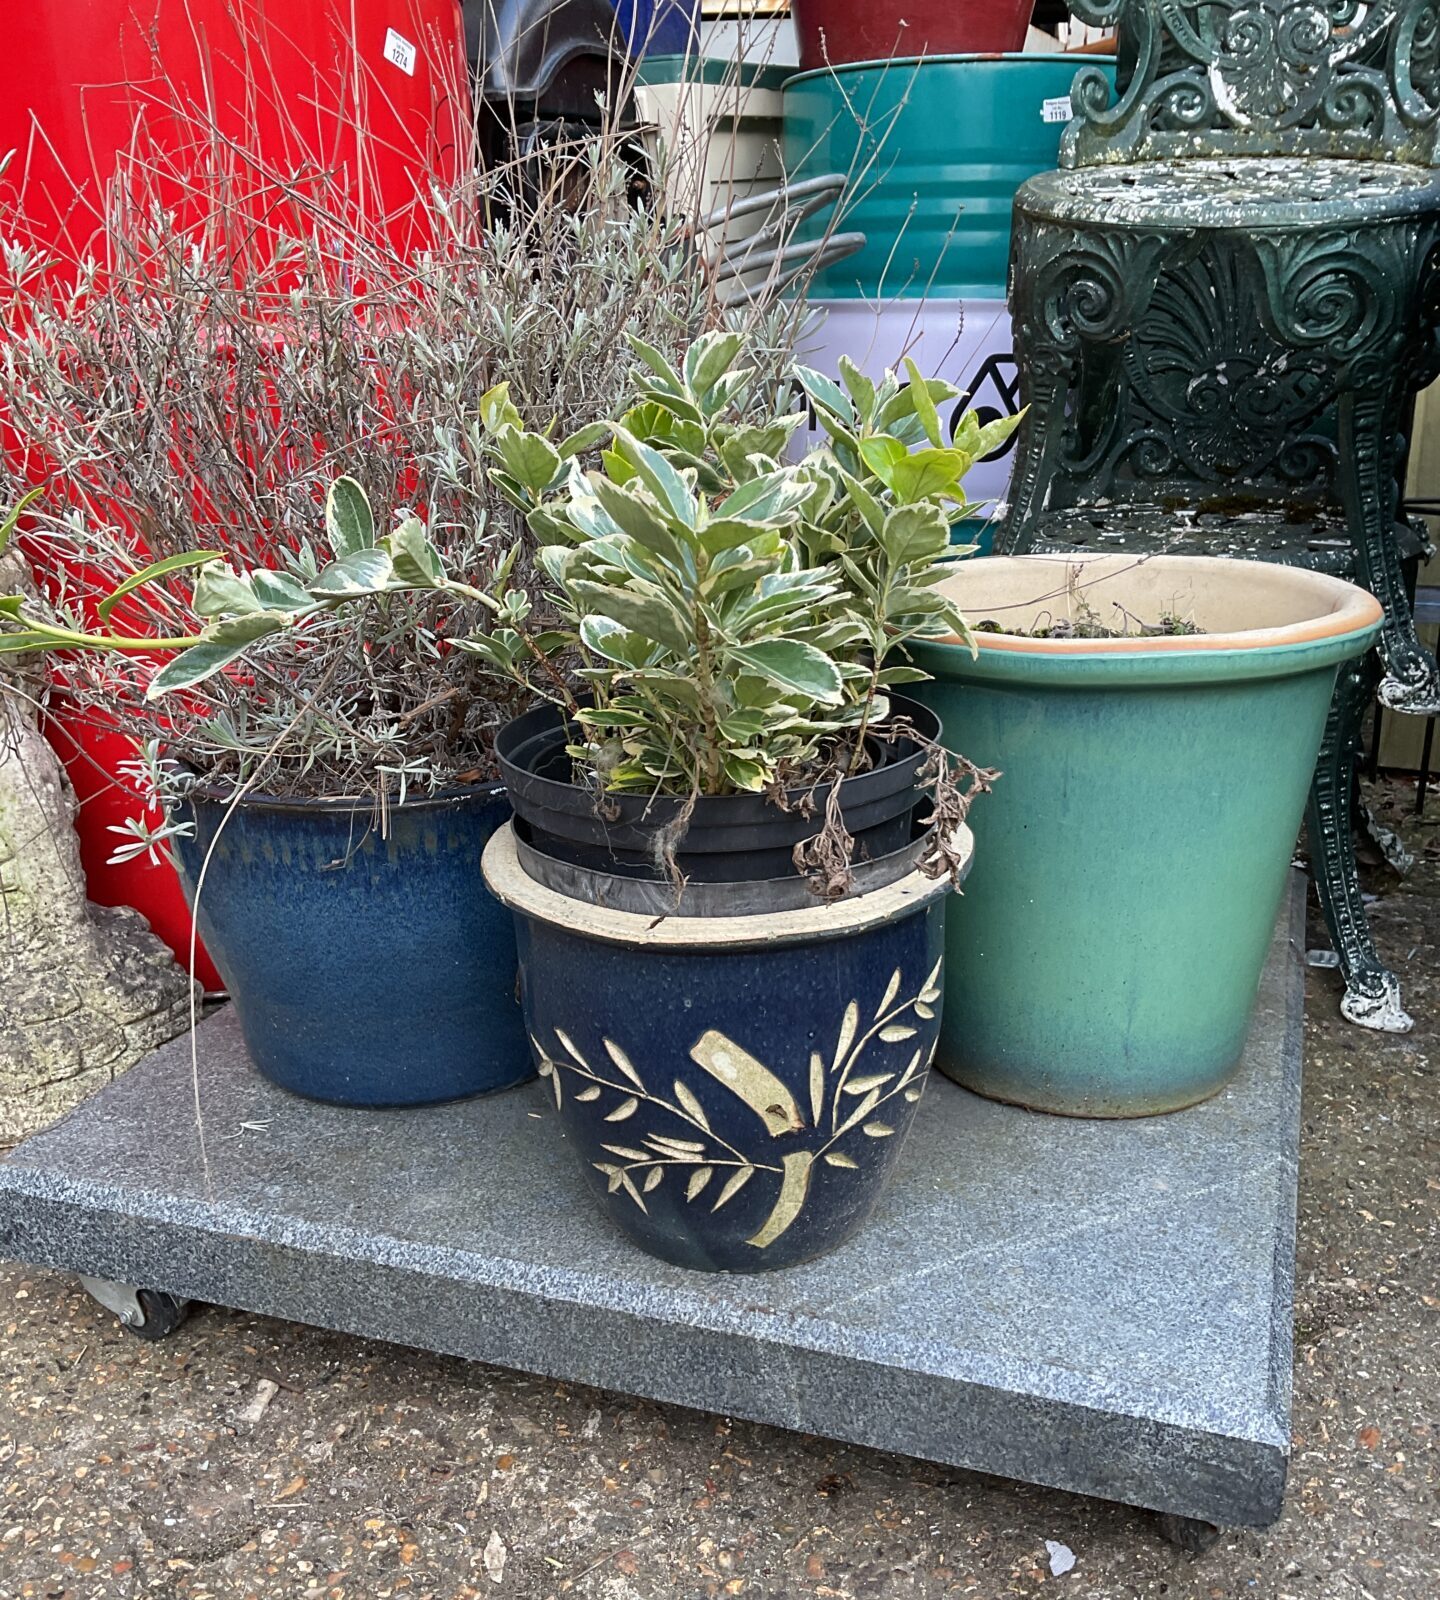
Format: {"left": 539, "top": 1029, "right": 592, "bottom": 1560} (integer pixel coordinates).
{"left": 799, "top": 298, "right": 1022, "bottom": 511}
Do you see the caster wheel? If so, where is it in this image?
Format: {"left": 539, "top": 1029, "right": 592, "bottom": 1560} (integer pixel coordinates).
{"left": 1156, "top": 1513, "right": 1223, "bottom": 1553}
{"left": 78, "top": 1275, "right": 193, "bottom": 1340}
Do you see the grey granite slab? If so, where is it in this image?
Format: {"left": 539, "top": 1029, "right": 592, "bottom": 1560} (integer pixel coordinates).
{"left": 0, "top": 877, "right": 1305, "bottom": 1529}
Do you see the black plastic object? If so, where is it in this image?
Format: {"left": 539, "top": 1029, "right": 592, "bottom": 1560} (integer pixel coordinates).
{"left": 463, "top": 0, "right": 621, "bottom": 110}
{"left": 496, "top": 695, "right": 942, "bottom": 883}
{"left": 513, "top": 812, "right": 935, "bottom": 915}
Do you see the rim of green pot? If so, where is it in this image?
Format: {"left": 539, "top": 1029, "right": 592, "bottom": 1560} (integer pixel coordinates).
{"left": 482, "top": 821, "right": 970, "bottom": 950}
{"left": 783, "top": 53, "right": 1115, "bottom": 88}
{"left": 909, "top": 554, "right": 1384, "bottom": 688}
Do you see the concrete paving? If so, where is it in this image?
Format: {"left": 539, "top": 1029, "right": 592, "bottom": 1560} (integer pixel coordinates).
{"left": 1, "top": 779, "right": 1436, "bottom": 1600}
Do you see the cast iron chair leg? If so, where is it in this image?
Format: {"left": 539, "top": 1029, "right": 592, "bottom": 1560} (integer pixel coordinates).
{"left": 1305, "top": 653, "right": 1413, "bottom": 1033}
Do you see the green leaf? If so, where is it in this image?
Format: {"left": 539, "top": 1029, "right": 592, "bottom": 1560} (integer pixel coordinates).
{"left": 579, "top": 614, "right": 657, "bottom": 668}
{"left": 838, "top": 356, "right": 876, "bottom": 423}
{"left": 95, "top": 550, "right": 223, "bottom": 622}
{"left": 793, "top": 364, "right": 856, "bottom": 426}
{"left": 192, "top": 564, "right": 265, "bottom": 618}
{"left": 558, "top": 421, "right": 612, "bottom": 459}
{"left": 201, "top": 610, "right": 292, "bottom": 645}
{"left": 627, "top": 334, "right": 686, "bottom": 394}
{"left": 309, "top": 548, "right": 394, "bottom": 597}
{"left": 904, "top": 358, "right": 944, "bottom": 448}
{"left": 145, "top": 639, "right": 254, "bottom": 698}
{"left": 726, "top": 639, "right": 843, "bottom": 705}
{"left": 250, "top": 569, "right": 318, "bottom": 612}
{"left": 0, "top": 629, "right": 50, "bottom": 653}
{"left": 590, "top": 477, "right": 690, "bottom": 562}
{"left": 970, "top": 409, "right": 1026, "bottom": 458}
{"left": 891, "top": 448, "right": 971, "bottom": 504}
{"left": 386, "top": 518, "right": 445, "bottom": 587}
{"left": 715, "top": 472, "right": 811, "bottom": 525}
{"left": 0, "top": 487, "right": 45, "bottom": 555}
{"left": 326, "top": 477, "right": 374, "bottom": 558}
{"left": 0, "top": 595, "right": 23, "bottom": 616}
{"left": 494, "top": 426, "right": 562, "bottom": 496}
{"left": 881, "top": 503, "right": 951, "bottom": 566}
{"left": 857, "top": 435, "right": 907, "bottom": 486}
{"left": 479, "top": 382, "right": 522, "bottom": 432}
{"left": 611, "top": 428, "right": 697, "bottom": 529}
{"left": 719, "top": 752, "right": 768, "bottom": 791}
{"left": 684, "top": 330, "right": 747, "bottom": 398}
{"left": 569, "top": 584, "right": 692, "bottom": 653}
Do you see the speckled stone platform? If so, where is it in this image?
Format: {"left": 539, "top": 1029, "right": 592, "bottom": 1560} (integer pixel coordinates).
{"left": 0, "top": 879, "right": 1305, "bottom": 1529}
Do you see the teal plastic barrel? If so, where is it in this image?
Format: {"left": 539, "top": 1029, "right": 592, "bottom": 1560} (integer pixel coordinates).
{"left": 908, "top": 555, "right": 1382, "bottom": 1118}
{"left": 782, "top": 54, "right": 1114, "bottom": 300}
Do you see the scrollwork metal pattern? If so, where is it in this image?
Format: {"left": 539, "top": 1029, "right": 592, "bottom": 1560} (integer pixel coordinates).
{"left": 1063, "top": 0, "right": 1440, "bottom": 166}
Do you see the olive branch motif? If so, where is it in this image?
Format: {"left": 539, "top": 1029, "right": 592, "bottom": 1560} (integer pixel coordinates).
{"left": 533, "top": 955, "right": 942, "bottom": 1251}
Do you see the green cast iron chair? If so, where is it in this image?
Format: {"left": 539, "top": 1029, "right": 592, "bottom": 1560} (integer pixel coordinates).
{"left": 999, "top": 0, "right": 1440, "bottom": 1032}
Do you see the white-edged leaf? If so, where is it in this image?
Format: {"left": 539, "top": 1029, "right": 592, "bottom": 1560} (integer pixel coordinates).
{"left": 727, "top": 639, "right": 843, "bottom": 705}
{"left": 326, "top": 477, "right": 374, "bottom": 557}
{"left": 309, "top": 548, "right": 394, "bottom": 597}
{"left": 145, "top": 640, "right": 252, "bottom": 699}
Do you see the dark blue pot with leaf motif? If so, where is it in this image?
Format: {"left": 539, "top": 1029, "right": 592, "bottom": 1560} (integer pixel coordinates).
{"left": 174, "top": 783, "right": 532, "bottom": 1108}
{"left": 483, "top": 821, "right": 969, "bottom": 1272}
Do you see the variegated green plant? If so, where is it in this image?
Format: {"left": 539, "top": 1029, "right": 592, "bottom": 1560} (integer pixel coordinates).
{"left": 1, "top": 333, "right": 1019, "bottom": 803}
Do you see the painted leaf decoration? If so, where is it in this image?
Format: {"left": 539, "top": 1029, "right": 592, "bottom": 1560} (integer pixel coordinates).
{"left": 711, "top": 1166, "right": 755, "bottom": 1211}
{"left": 920, "top": 988, "right": 942, "bottom": 1005}
{"left": 551, "top": 1073, "right": 563, "bottom": 1109}
{"left": 536, "top": 1059, "right": 553, "bottom": 1078}
{"left": 823, "top": 1152, "right": 859, "bottom": 1169}
{"left": 553, "top": 1028, "right": 589, "bottom": 1067}
{"left": 687, "top": 1167, "right": 714, "bottom": 1201}
{"left": 672, "top": 1079, "right": 712, "bottom": 1133}
{"left": 863, "top": 1122, "right": 895, "bottom": 1138}
{"left": 809, "top": 1051, "right": 825, "bottom": 1126}
{"left": 605, "top": 1097, "right": 639, "bottom": 1122}
{"left": 898, "top": 1048, "right": 924, "bottom": 1084}
{"left": 604, "top": 1039, "right": 646, "bottom": 1089}
{"left": 841, "top": 1073, "right": 893, "bottom": 1096}
{"left": 747, "top": 1152, "right": 815, "bottom": 1250}
{"left": 648, "top": 1135, "right": 707, "bottom": 1155}
{"left": 602, "top": 1144, "right": 652, "bottom": 1161}
{"left": 643, "top": 1166, "right": 664, "bottom": 1193}
{"left": 689, "top": 1032, "right": 803, "bottom": 1135}
{"left": 619, "top": 1171, "right": 649, "bottom": 1213}
{"left": 835, "top": 1087, "right": 881, "bottom": 1139}
{"left": 832, "top": 1000, "right": 859, "bottom": 1074}
{"left": 875, "top": 968, "right": 902, "bottom": 1019}
{"left": 879, "top": 1025, "right": 918, "bottom": 1043}
{"left": 607, "top": 1171, "right": 623, "bottom": 1194}
{"left": 914, "top": 1002, "right": 935, "bottom": 1020}
{"left": 904, "top": 1088, "right": 922, "bottom": 1103}
{"left": 575, "top": 1086, "right": 602, "bottom": 1102}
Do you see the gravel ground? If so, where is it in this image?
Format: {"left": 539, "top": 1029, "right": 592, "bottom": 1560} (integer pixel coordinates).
{"left": 2, "top": 781, "right": 1436, "bottom": 1600}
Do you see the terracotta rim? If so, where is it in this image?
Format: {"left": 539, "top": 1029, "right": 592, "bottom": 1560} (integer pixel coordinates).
{"left": 934, "top": 554, "right": 1383, "bottom": 656}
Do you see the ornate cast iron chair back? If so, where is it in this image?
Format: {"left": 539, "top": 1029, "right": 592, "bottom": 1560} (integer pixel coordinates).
{"left": 1063, "top": 0, "right": 1440, "bottom": 167}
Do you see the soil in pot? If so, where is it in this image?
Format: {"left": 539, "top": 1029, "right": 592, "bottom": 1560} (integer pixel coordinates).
{"left": 483, "top": 820, "right": 970, "bottom": 1272}
{"left": 908, "top": 553, "right": 1382, "bottom": 1118}
{"left": 496, "top": 694, "right": 942, "bottom": 884}
{"left": 174, "top": 782, "right": 531, "bottom": 1108}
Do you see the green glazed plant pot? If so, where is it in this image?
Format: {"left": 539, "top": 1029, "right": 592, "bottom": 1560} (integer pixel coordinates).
{"left": 908, "top": 554, "right": 1383, "bottom": 1118}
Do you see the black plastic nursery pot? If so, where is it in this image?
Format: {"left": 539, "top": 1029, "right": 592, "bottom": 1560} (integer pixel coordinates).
{"left": 483, "top": 818, "right": 971, "bottom": 1272}
{"left": 495, "top": 694, "right": 942, "bottom": 882}
{"left": 172, "top": 782, "right": 532, "bottom": 1109}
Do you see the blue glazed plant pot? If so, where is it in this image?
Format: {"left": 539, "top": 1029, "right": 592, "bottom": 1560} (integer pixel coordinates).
{"left": 483, "top": 822, "right": 969, "bottom": 1272}
{"left": 909, "top": 554, "right": 1383, "bottom": 1117}
{"left": 173, "top": 784, "right": 532, "bottom": 1108}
